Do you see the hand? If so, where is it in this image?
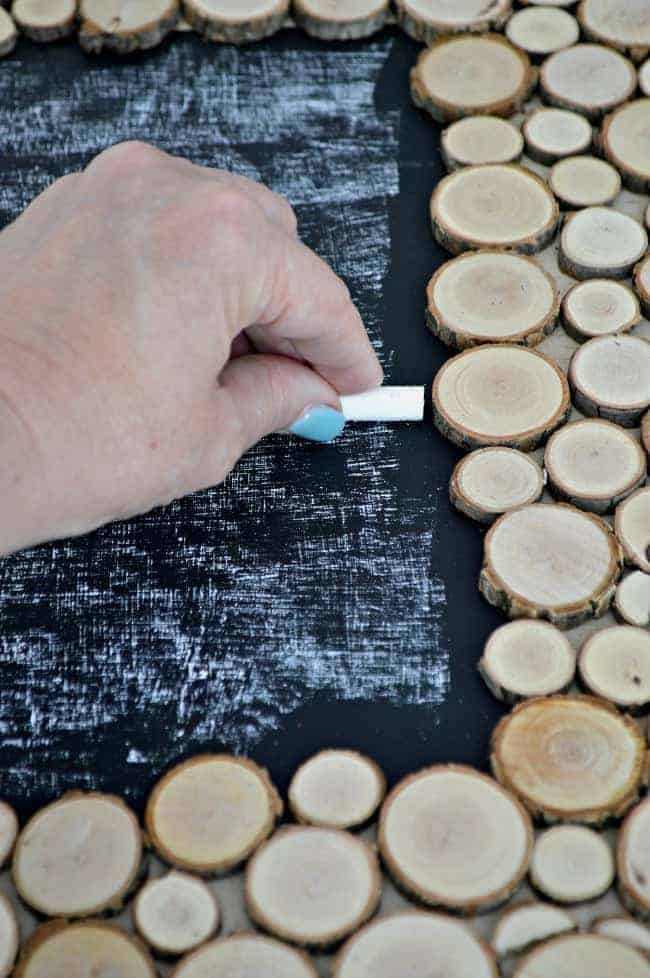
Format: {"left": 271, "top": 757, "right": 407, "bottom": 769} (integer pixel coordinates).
{"left": 0, "top": 141, "right": 382, "bottom": 555}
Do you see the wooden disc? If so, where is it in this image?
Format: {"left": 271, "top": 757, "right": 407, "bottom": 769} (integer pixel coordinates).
{"left": 479, "top": 620, "right": 576, "bottom": 703}
{"left": 79, "top": 0, "right": 179, "bottom": 52}
{"left": 293, "top": 0, "right": 389, "bottom": 40}
{"left": 491, "top": 695, "right": 645, "bottom": 822}
{"left": 451, "top": 448, "right": 546, "bottom": 524}
{"left": 578, "top": 0, "right": 650, "bottom": 61}
{"left": 634, "top": 253, "right": 650, "bottom": 318}
{"left": 134, "top": 871, "right": 220, "bottom": 957}
{"left": 523, "top": 107, "right": 592, "bottom": 164}
{"left": 395, "top": 0, "right": 511, "bottom": 44}
{"left": 14, "top": 921, "right": 156, "bottom": 978}
{"left": 427, "top": 251, "right": 559, "bottom": 349}
{"left": 12, "top": 792, "right": 143, "bottom": 918}
{"left": 0, "top": 895, "right": 17, "bottom": 978}
{"left": 179, "top": 0, "right": 287, "bottom": 43}
{"left": 506, "top": 7, "right": 579, "bottom": 57}
{"left": 0, "top": 7, "right": 16, "bottom": 54}
{"left": 520, "top": 0, "right": 575, "bottom": 6}
{"left": 288, "top": 750, "right": 386, "bottom": 829}
{"left": 540, "top": 44, "right": 637, "bottom": 121}
{"left": 569, "top": 335, "right": 650, "bottom": 427}
{"left": 640, "top": 59, "right": 650, "bottom": 95}
{"left": 377, "top": 765, "right": 533, "bottom": 913}
{"left": 171, "top": 934, "right": 318, "bottom": 978}
{"left": 592, "top": 914, "right": 650, "bottom": 953}
{"left": 549, "top": 155, "right": 621, "bottom": 208}
{"left": 561, "top": 279, "right": 640, "bottom": 342}
{"left": 333, "top": 911, "right": 498, "bottom": 978}
{"left": 441, "top": 117, "right": 524, "bottom": 170}
{"left": 11, "top": 0, "right": 75, "bottom": 40}
{"left": 146, "top": 754, "right": 282, "bottom": 875}
{"left": 410, "top": 36, "right": 534, "bottom": 124}
{"left": 530, "top": 825, "right": 615, "bottom": 902}
{"left": 618, "top": 798, "right": 650, "bottom": 919}
{"left": 0, "top": 801, "right": 17, "bottom": 868}
{"left": 245, "top": 826, "right": 380, "bottom": 947}
{"left": 514, "top": 933, "right": 650, "bottom": 978}
{"left": 579, "top": 625, "right": 650, "bottom": 709}
{"left": 615, "top": 572, "right": 650, "bottom": 627}
{"left": 643, "top": 411, "right": 650, "bottom": 455}
{"left": 616, "top": 487, "right": 650, "bottom": 573}
{"left": 602, "top": 99, "right": 650, "bottom": 193}
{"left": 492, "top": 901, "right": 576, "bottom": 958}
{"left": 560, "top": 207, "right": 648, "bottom": 280}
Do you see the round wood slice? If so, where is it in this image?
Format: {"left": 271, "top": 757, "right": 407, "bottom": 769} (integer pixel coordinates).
{"left": 643, "top": 412, "right": 650, "bottom": 455}
{"left": 410, "top": 36, "right": 534, "bottom": 124}
{"left": 578, "top": 0, "right": 650, "bottom": 61}
{"left": 569, "top": 335, "right": 650, "bottom": 427}
{"left": 451, "top": 448, "right": 546, "bottom": 524}
{"left": 293, "top": 0, "right": 389, "bottom": 40}
{"left": 492, "top": 901, "right": 576, "bottom": 958}
{"left": 560, "top": 207, "right": 648, "bottom": 281}
{"left": 245, "top": 826, "right": 381, "bottom": 947}
{"left": 479, "top": 620, "right": 576, "bottom": 703}
{"left": 523, "top": 107, "right": 593, "bottom": 165}
{"left": 514, "top": 933, "right": 650, "bottom": 978}
{"left": 177, "top": 0, "right": 287, "bottom": 43}
{"left": 0, "top": 801, "right": 17, "bottom": 868}
{"left": 616, "top": 487, "right": 650, "bottom": 573}
{"left": 11, "top": 0, "right": 75, "bottom": 40}
{"left": 615, "top": 572, "right": 650, "bottom": 627}
{"left": 618, "top": 798, "right": 650, "bottom": 919}
{"left": 601, "top": 99, "right": 650, "bottom": 193}
{"left": 12, "top": 791, "right": 143, "bottom": 918}
{"left": 640, "top": 59, "right": 650, "bottom": 96}
{"left": 561, "top": 279, "right": 640, "bottom": 342}
{"left": 579, "top": 625, "right": 650, "bottom": 709}
{"left": 530, "top": 824, "right": 615, "bottom": 902}
{"left": 395, "top": 0, "right": 511, "bottom": 44}
{"left": 377, "top": 765, "right": 533, "bottom": 913}
{"left": 333, "top": 911, "right": 498, "bottom": 978}
{"left": 0, "top": 7, "right": 16, "bottom": 53}
{"left": 540, "top": 44, "right": 637, "bottom": 121}
{"left": 549, "top": 155, "right": 621, "bottom": 208}
{"left": 133, "top": 871, "right": 220, "bottom": 957}
{"left": 491, "top": 695, "right": 645, "bottom": 823}
{"left": 427, "top": 251, "right": 559, "bottom": 349}
{"left": 520, "top": 0, "right": 576, "bottom": 6}
{"left": 591, "top": 914, "right": 650, "bottom": 953}
{"left": 170, "top": 934, "right": 319, "bottom": 978}
{"left": 288, "top": 749, "right": 386, "bottom": 829}
{"left": 14, "top": 921, "right": 156, "bottom": 978}
{"left": 634, "top": 253, "right": 650, "bottom": 319}
{"left": 506, "top": 7, "right": 579, "bottom": 57}
{"left": 431, "top": 165, "right": 559, "bottom": 255}
{"left": 146, "top": 754, "right": 282, "bottom": 875}
{"left": 0, "top": 895, "right": 18, "bottom": 978}
{"left": 441, "top": 116, "right": 524, "bottom": 170}
{"left": 79, "top": 0, "right": 179, "bottom": 52}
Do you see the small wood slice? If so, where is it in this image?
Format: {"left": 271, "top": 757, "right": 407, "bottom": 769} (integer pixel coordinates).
{"left": 377, "top": 765, "right": 533, "bottom": 913}
{"left": 14, "top": 921, "right": 156, "bottom": 978}
{"left": 579, "top": 625, "right": 650, "bottom": 709}
{"left": 451, "top": 448, "right": 546, "bottom": 524}
{"left": 523, "top": 107, "right": 593, "bottom": 165}
{"left": 616, "top": 487, "right": 650, "bottom": 573}
{"left": 560, "top": 207, "right": 648, "bottom": 280}
{"left": 540, "top": 44, "right": 637, "bottom": 121}
{"left": 410, "top": 36, "right": 534, "bottom": 124}
{"left": 79, "top": 0, "right": 179, "bottom": 52}
{"left": 146, "top": 754, "right": 282, "bottom": 876}
{"left": 11, "top": 0, "right": 75, "bottom": 40}
{"left": 601, "top": 99, "right": 650, "bottom": 193}
{"left": 0, "top": 895, "right": 18, "bottom": 978}
{"left": 549, "top": 155, "right": 621, "bottom": 208}
{"left": 182, "top": 0, "right": 288, "bottom": 42}
{"left": 170, "top": 934, "right": 318, "bottom": 978}
{"left": 12, "top": 792, "right": 143, "bottom": 918}
{"left": 395, "top": 0, "right": 511, "bottom": 44}
{"left": 634, "top": 253, "right": 650, "bottom": 318}
{"left": 293, "top": 0, "right": 389, "bottom": 40}
{"left": 492, "top": 901, "right": 576, "bottom": 958}
{"left": 0, "top": 7, "right": 16, "bottom": 53}
{"left": 479, "top": 620, "right": 576, "bottom": 703}
{"left": 288, "top": 750, "right": 386, "bottom": 829}
{"left": 618, "top": 798, "right": 650, "bottom": 919}
{"left": 569, "top": 336, "right": 650, "bottom": 427}
{"left": 640, "top": 59, "right": 650, "bottom": 96}
{"left": 615, "top": 572, "right": 650, "bottom": 627}
{"left": 506, "top": 7, "right": 579, "bottom": 57}
{"left": 644, "top": 411, "right": 650, "bottom": 455}
{"left": 491, "top": 695, "right": 646, "bottom": 823}
{"left": 0, "top": 801, "right": 17, "bottom": 868}
{"left": 530, "top": 825, "right": 615, "bottom": 902}
{"left": 427, "top": 251, "right": 559, "bottom": 349}
{"left": 561, "top": 279, "right": 640, "bottom": 342}
{"left": 591, "top": 914, "right": 650, "bottom": 953}
{"left": 133, "top": 871, "right": 220, "bottom": 957}
{"left": 441, "top": 116, "right": 524, "bottom": 170}
{"left": 578, "top": 0, "right": 650, "bottom": 61}
{"left": 514, "top": 933, "right": 650, "bottom": 978}
{"left": 333, "top": 911, "right": 498, "bottom": 978}
{"left": 245, "top": 826, "right": 381, "bottom": 947}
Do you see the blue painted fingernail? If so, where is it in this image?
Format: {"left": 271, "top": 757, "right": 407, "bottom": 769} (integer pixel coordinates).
{"left": 289, "top": 405, "right": 346, "bottom": 443}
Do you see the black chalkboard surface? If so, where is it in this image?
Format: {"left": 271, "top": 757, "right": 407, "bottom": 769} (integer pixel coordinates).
{"left": 0, "top": 27, "right": 504, "bottom": 818}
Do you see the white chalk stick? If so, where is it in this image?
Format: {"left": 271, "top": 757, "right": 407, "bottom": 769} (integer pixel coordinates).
{"left": 340, "top": 386, "right": 425, "bottom": 422}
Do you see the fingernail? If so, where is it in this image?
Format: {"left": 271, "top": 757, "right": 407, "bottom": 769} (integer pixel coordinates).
{"left": 288, "top": 405, "right": 346, "bottom": 443}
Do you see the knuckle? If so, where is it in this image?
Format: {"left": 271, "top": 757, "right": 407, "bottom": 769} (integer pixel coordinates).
{"left": 87, "top": 140, "right": 166, "bottom": 179}
{"left": 202, "top": 185, "right": 261, "bottom": 229}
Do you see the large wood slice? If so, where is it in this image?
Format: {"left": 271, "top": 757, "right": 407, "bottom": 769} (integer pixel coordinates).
{"left": 618, "top": 798, "right": 650, "bottom": 920}
{"left": 79, "top": 0, "right": 179, "bottom": 52}
{"left": 540, "top": 43, "right": 637, "bottom": 121}
{"left": 288, "top": 749, "right": 386, "bottom": 829}
{"left": 14, "top": 921, "right": 156, "bottom": 978}
{"left": 616, "top": 487, "right": 650, "bottom": 573}
{"left": 395, "top": 0, "right": 511, "bottom": 44}
{"left": 183, "top": 0, "right": 288, "bottom": 43}
{"left": 561, "top": 279, "right": 640, "bottom": 342}
{"left": 592, "top": 915, "right": 650, "bottom": 954}
{"left": 530, "top": 825, "right": 615, "bottom": 902}
{"left": 601, "top": 99, "right": 650, "bottom": 192}
{"left": 523, "top": 107, "right": 592, "bottom": 164}
{"left": 0, "top": 7, "right": 16, "bottom": 53}
{"left": 506, "top": 7, "right": 579, "bottom": 58}
{"left": 560, "top": 208, "right": 648, "bottom": 281}
{"left": 0, "top": 802, "right": 17, "bottom": 869}
{"left": 579, "top": 0, "right": 650, "bottom": 61}
{"left": 615, "top": 571, "right": 650, "bottom": 627}
{"left": 441, "top": 116, "right": 524, "bottom": 170}
{"left": 11, "top": 0, "right": 75, "bottom": 40}
{"left": 514, "top": 934, "right": 650, "bottom": 977}
{"left": 451, "top": 448, "right": 545, "bottom": 525}
{"left": 634, "top": 253, "right": 650, "bottom": 318}
{"left": 133, "top": 871, "right": 220, "bottom": 957}
{"left": 569, "top": 335, "right": 650, "bottom": 427}
{"left": 171, "top": 935, "right": 318, "bottom": 978}
{"left": 549, "top": 155, "right": 621, "bottom": 208}
{"left": 479, "top": 620, "right": 576, "bottom": 703}
{"left": 293, "top": 0, "right": 389, "bottom": 40}
{"left": 0, "top": 895, "right": 17, "bottom": 978}
{"left": 579, "top": 625, "right": 650, "bottom": 710}
{"left": 492, "top": 902, "right": 576, "bottom": 959}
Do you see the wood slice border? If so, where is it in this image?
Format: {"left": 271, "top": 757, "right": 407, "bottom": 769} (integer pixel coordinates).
{"left": 292, "top": 0, "right": 390, "bottom": 40}
{"left": 505, "top": 6, "right": 579, "bottom": 58}
{"left": 440, "top": 116, "right": 524, "bottom": 170}
{"left": 615, "top": 487, "right": 650, "bottom": 574}
{"left": 0, "top": 894, "right": 18, "bottom": 978}
{"left": 288, "top": 749, "right": 386, "bottom": 830}
{"left": 11, "top": 0, "right": 76, "bottom": 41}
{"left": 578, "top": 625, "right": 650, "bottom": 710}
{"left": 529, "top": 825, "right": 615, "bottom": 903}
{"left": 559, "top": 207, "right": 648, "bottom": 281}
{"left": 523, "top": 107, "right": 593, "bottom": 164}
{"left": 617, "top": 798, "right": 650, "bottom": 920}
{"left": 182, "top": 0, "right": 289, "bottom": 43}
{"left": 540, "top": 43, "right": 637, "bottom": 121}
{"left": 479, "top": 619, "right": 576, "bottom": 704}
{"left": 170, "top": 934, "right": 319, "bottom": 977}
{"left": 492, "top": 901, "right": 577, "bottom": 959}
{"left": 451, "top": 447, "right": 546, "bottom": 524}
{"left": 569, "top": 335, "right": 650, "bottom": 428}
{"left": 633, "top": 253, "right": 650, "bottom": 318}
{"left": 601, "top": 99, "right": 650, "bottom": 193}
{"left": 548, "top": 155, "right": 621, "bottom": 209}
{"left": 614, "top": 571, "right": 650, "bottom": 628}
{"left": 513, "top": 932, "right": 650, "bottom": 978}
{"left": 578, "top": 0, "right": 650, "bottom": 62}
{"left": 561, "top": 279, "right": 640, "bottom": 342}
{"left": 14, "top": 921, "right": 157, "bottom": 978}
{"left": 0, "top": 6, "right": 17, "bottom": 53}
{"left": 395, "top": 0, "right": 511, "bottom": 44}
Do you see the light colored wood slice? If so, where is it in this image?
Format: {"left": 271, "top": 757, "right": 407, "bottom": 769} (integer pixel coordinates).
{"left": 146, "top": 754, "right": 282, "bottom": 876}
{"left": 11, "top": 0, "right": 75, "bottom": 40}
{"left": 520, "top": 0, "right": 576, "bottom": 6}
{"left": 591, "top": 914, "right": 650, "bottom": 953}
{"left": 578, "top": 0, "right": 650, "bottom": 61}
{"left": 451, "top": 448, "right": 546, "bottom": 524}
{"left": 601, "top": 99, "right": 650, "bottom": 193}
{"left": 634, "top": 254, "right": 650, "bottom": 319}
{"left": 171, "top": 934, "right": 319, "bottom": 978}
{"left": 14, "top": 921, "right": 156, "bottom": 978}
{"left": 579, "top": 625, "right": 650, "bottom": 709}
{"left": 176, "top": 0, "right": 287, "bottom": 43}
{"left": 492, "top": 901, "right": 576, "bottom": 958}
{"left": 640, "top": 59, "right": 650, "bottom": 95}
{"left": 427, "top": 251, "right": 559, "bottom": 349}
{"left": 616, "top": 487, "right": 650, "bottom": 574}
{"left": 411, "top": 36, "right": 534, "bottom": 124}
{"left": 431, "top": 165, "right": 559, "bottom": 255}
{"left": 333, "top": 911, "right": 498, "bottom": 978}
{"left": 618, "top": 798, "right": 650, "bottom": 920}
{"left": 530, "top": 824, "right": 615, "bottom": 902}
{"left": 643, "top": 412, "right": 650, "bottom": 455}
{"left": 491, "top": 695, "right": 646, "bottom": 823}
{"left": 541, "top": 44, "right": 637, "bottom": 121}
{"left": 560, "top": 207, "right": 648, "bottom": 281}
{"left": 479, "top": 620, "right": 576, "bottom": 703}
{"left": 133, "top": 871, "right": 220, "bottom": 957}
{"left": 549, "top": 155, "right": 621, "bottom": 208}
{"left": 293, "top": 0, "right": 389, "bottom": 40}
{"left": 615, "top": 572, "right": 650, "bottom": 627}
{"left": 377, "top": 765, "right": 533, "bottom": 913}
{"left": 0, "top": 895, "right": 18, "bottom": 978}
{"left": 561, "top": 279, "right": 640, "bottom": 342}
{"left": 245, "top": 826, "right": 380, "bottom": 947}
{"left": 12, "top": 791, "right": 143, "bottom": 918}
{"left": 441, "top": 116, "right": 524, "bottom": 170}
{"left": 523, "top": 107, "right": 593, "bottom": 165}
{"left": 506, "top": 7, "right": 579, "bottom": 57}
{"left": 514, "top": 933, "right": 650, "bottom": 977}
{"left": 288, "top": 749, "right": 386, "bottom": 829}
{"left": 79, "top": 0, "right": 179, "bottom": 51}
{"left": 395, "top": 0, "right": 511, "bottom": 43}
{"left": 0, "top": 7, "right": 16, "bottom": 53}
{"left": 0, "top": 801, "right": 17, "bottom": 868}
{"left": 569, "top": 335, "right": 650, "bottom": 427}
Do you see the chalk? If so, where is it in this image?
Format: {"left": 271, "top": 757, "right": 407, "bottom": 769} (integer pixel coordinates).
{"left": 341, "top": 386, "right": 425, "bottom": 422}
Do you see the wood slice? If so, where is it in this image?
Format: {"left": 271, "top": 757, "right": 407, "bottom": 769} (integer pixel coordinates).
{"left": 520, "top": 0, "right": 576, "bottom": 6}
{"left": 183, "top": 0, "right": 288, "bottom": 42}
{"left": 523, "top": 107, "right": 593, "bottom": 165}
{"left": 0, "top": 895, "right": 18, "bottom": 978}
{"left": 479, "top": 620, "right": 576, "bottom": 703}
{"left": 11, "top": 0, "right": 75, "bottom": 40}
{"left": 333, "top": 911, "right": 498, "bottom": 978}
{"left": 569, "top": 336, "right": 650, "bottom": 427}
{"left": 441, "top": 116, "right": 524, "bottom": 170}
{"left": 146, "top": 754, "right": 282, "bottom": 875}
{"left": 12, "top": 791, "right": 143, "bottom": 918}
{"left": 288, "top": 749, "right": 386, "bottom": 830}
{"left": 549, "top": 155, "right": 621, "bottom": 208}
{"left": 293, "top": 0, "right": 389, "bottom": 40}
{"left": 540, "top": 44, "right": 637, "bottom": 121}
{"left": 79, "top": 0, "right": 179, "bottom": 52}
{"left": 643, "top": 411, "right": 650, "bottom": 455}
{"left": 377, "top": 765, "right": 533, "bottom": 913}
{"left": 615, "top": 572, "right": 650, "bottom": 627}
{"left": 133, "top": 871, "right": 220, "bottom": 957}
{"left": 14, "top": 921, "right": 156, "bottom": 978}
{"left": 506, "top": 7, "right": 579, "bottom": 57}
{"left": 530, "top": 825, "right": 615, "bottom": 902}
{"left": 245, "top": 826, "right": 381, "bottom": 947}
{"left": 514, "top": 933, "right": 650, "bottom": 978}
{"left": 618, "top": 798, "right": 650, "bottom": 919}
{"left": 410, "top": 36, "right": 534, "bottom": 124}
{"left": 578, "top": 0, "right": 650, "bottom": 61}
{"left": 451, "top": 448, "right": 546, "bottom": 524}
{"left": 395, "top": 0, "right": 511, "bottom": 44}
{"left": 0, "top": 6, "right": 16, "bottom": 53}
{"left": 0, "top": 801, "right": 17, "bottom": 868}
{"left": 491, "top": 695, "right": 646, "bottom": 823}
{"left": 634, "top": 254, "right": 650, "bottom": 318}
{"left": 170, "top": 934, "right": 318, "bottom": 978}
{"left": 431, "top": 165, "right": 559, "bottom": 255}
{"left": 640, "top": 59, "right": 650, "bottom": 96}
{"left": 492, "top": 901, "right": 577, "bottom": 958}
{"left": 427, "top": 251, "right": 559, "bottom": 349}
{"left": 579, "top": 625, "right": 650, "bottom": 709}
{"left": 544, "top": 419, "right": 646, "bottom": 514}
{"left": 601, "top": 99, "right": 650, "bottom": 193}
{"left": 561, "top": 279, "right": 640, "bottom": 342}
{"left": 591, "top": 914, "right": 650, "bottom": 953}
{"left": 616, "top": 487, "right": 650, "bottom": 573}
{"left": 560, "top": 207, "right": 648, "bottom": 281}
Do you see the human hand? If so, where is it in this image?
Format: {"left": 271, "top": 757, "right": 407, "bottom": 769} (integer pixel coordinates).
{"left": 0, "top": 141, "right": 382, "bottom": 555}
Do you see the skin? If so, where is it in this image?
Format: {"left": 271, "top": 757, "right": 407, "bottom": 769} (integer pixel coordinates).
{"left": 0, "top": 141, "right": 383, "bottom": 556}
